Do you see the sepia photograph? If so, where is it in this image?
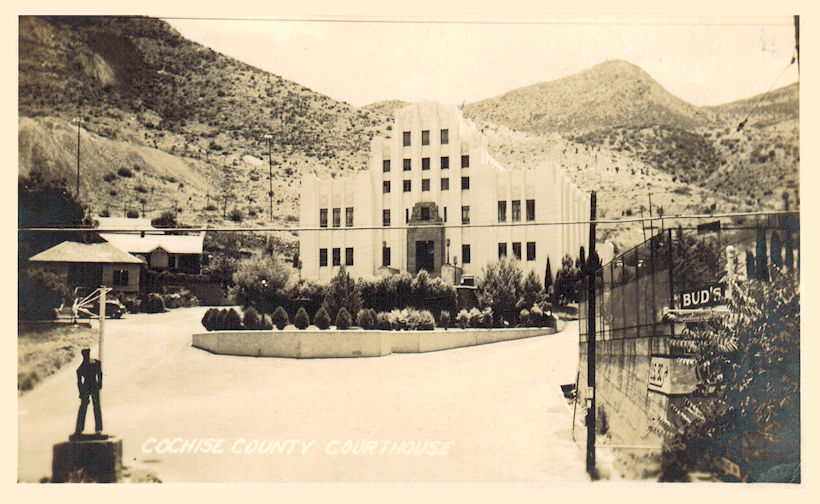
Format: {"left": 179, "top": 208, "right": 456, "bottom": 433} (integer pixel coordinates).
{"left": 16, "top": 9, "right": 801, "bottom": 485}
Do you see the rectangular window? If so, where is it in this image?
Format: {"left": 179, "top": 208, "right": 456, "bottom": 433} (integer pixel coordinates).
{"left": 332, "top": 208, "right": 341, "bottom": 227}
{"left": 113, "top": 270, "right": 129, "bottom": 286}
{"left": 319, "top": 208, "right": 328, "bottom": 228}
{"left": 441, "top": 156, "right": 449, "bottom": 169}
{"left": 403, "top": 158, "right": 411, "bottom": 171}
{"left": 345, "top": 247, "right": 354, "bottom": 266}
{"left": 319, "top": 248, "right": 328, "bottom": 267}
{"left": 461, "top": 176, "right": 470, "bottom": 190}
{"left": 512, "top": 242, "right": 522, "bottom": 260}
{"left": 422, "top": 157, "right": 430, "bottom": 170}
{"left": 382, "top": 246, "right": 391, "bottom": 267}
{"left": 332, "top": 248, "right": 341, "bottom": 267}
{"left": 383, "top": 159, "right": 390, "bottom": 172}
{"left": 526, "top": 199, "right": 535, "bottom": 221}
{"left": 512, "top": 200, "right": 521, "bottom": 222}
{"left": 526, "top": 241, "right": 536, "bottom": 261}
{"left": 403, "top": 180, "right": 411, "bottom": 192}
{"left": 421, "top": 130, "right": 430, "bottom": 145}
{"left": 498, "top": 201, "right": 507, "bottom": 222}
{"left": 498, "top": 242, "right": 508, "bottom": 259}
{"left": 462, "top": 244, "right": 471, "bottom": 264}
{"left": 461, "top": 205, "right": 470, "bottom": 224}
{"left": 461, "top": 155, "right": 469, "bottom": 168}
{"left": 444, "top": 207, "right": 447, "bottom": 222}
{"left": 383, "top": 181, "right": 391, "bottom": 193}
{"left": 403, "top": 131, "right": 411, "bottom": 146}
{"left": 405, "top": 208, "right": 409, "bottom": 223}
{"left": 420, "top": 206, "right": 430, "bottom": 221}
{"left": 383, "top": 209, "right": 391, "bottom": 227}
{"left": 441, "top": 129, "right": 449, "bottom": 144}
{"left": 422, "top": 179, "right": 430, "bottom": 191}
{"left": 441, "top": 178, "right": 449, "bottom": 190}
{"left": 345, "top": 207, "right": 353, "bottom": 227}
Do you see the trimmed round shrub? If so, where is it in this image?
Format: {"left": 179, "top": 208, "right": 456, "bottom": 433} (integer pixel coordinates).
{"left": 415, "top": 310, "right": 436, "bottom": 330}
{"left": 375, "top": 311, "right": 392, "bottom": 330}
{"left": 439, "top": 310, "right": 450, "bottom": 329}
{"left": 142, "top": 293, "right": 166, "bottom": 313}
{"left": 202, "top": 308, "right": 219, "bottom": 330}
{"left": 293, "top": 307, "right": 310, "bottom": 330}
{"left": 356, "top": 308, "right": 374, "bottom": 329}
{"left": 335, "top": 307, "right": 352, "bottom": 330}
{"left": 530, "top": 305, "right": 544, "bottom": 327}
{"left": 223, "top": 308, "right": 243, "bottom": 330}
{"left": 272, "top": 306, "right": 289, "bottom": 330}
{"left": 314, "top": 306, "right": 331, "bottom": 330}
{"left": 519, "top": 308, "right": 530, "bottom": 327}
{"left": 455, "top": 309, "right": 470, "bottom": 329}
{"left": 242, "top": 306, "right": 262, "bottom": 329}
{"left": 480, "top": 307, "right": 494, "bottom": 328}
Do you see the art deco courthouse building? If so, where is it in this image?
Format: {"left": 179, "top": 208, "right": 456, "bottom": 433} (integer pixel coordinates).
{"left": 299, "top": 102, "right": 589, "bottom": 283}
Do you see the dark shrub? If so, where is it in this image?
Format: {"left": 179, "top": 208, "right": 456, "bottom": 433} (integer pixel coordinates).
{"left": 479, "top": 307, "right": 494, "bottom": 328}
{"left": 103, "top": 172, "right": 116, "bottom": 183}
{"left": 272, "top": 306, "right": 289, "bottom": 330}
{"left": 232, "top": 253, "right": 293, "bottom": 315}
{"left": 414, "top": 310, "right": 436, "bottom": 330}
{"left": 202, "top": 308, "right": 219, "bottom": 330}
{"left": 18, "top": 268, "right": 69, "bottom": 320}
{"left": 375, "top": 312, "right": 392, "bottom": 330}
{"left": 143, "top": 293, "right": 166, "bottom": 313}
{"left": 356, "top": 308, "right": 375, "bottom": 329}
{"left": 117, "top": 167, "right": 133, "bottom": 177}
{"left": 223, "top": 308, "right": 242, "bottom": 330}
{"left": 440, "top": 310, "right": 450, "bottom": 329}
{"left": 335, "top": 307, "right": 352, "bottom": 330}
{"left": 529, "top": 305, "right": 544, "bottom": 327}
{"left": 126, "top": 210, "right": 139, "bottom": 218}
{"left": 228, "top": 208, "right": 243, "bottom": 222}
{"left": 242, "top": 306, "right": 262, "bottom": 329}
{"left": 519, "top": 308, "right": 530, "bottom": 327}
{"left": 455, "top": 309, "right": 470, "bottom": 329}
{"left": 294, "top": 307, "right": 310, "bottom": 329}
{"left": 314, "top": 306, "right": 331, "bottom": 330}
{"left": 151, "top": 211, "right": 177, "bottom": 228}
{"left": 323, "top": 266, "right": 362, "bottom": 323}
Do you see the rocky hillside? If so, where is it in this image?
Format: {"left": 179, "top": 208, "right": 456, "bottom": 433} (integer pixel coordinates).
{"left": 19, "top": 15, "right": 387, "bottom": 225}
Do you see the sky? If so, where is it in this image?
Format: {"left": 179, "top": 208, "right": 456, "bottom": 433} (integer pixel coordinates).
{"left": 164, "top": 16, "right": 799, "bottom": 108}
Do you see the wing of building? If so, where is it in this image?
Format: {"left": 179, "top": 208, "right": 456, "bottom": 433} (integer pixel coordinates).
{"left": 299, "top": 101, "right": 589, "bottom": 283}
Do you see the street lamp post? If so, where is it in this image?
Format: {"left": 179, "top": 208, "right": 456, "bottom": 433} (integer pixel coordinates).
{"left": 264, "top": 134, "right": 273, "bottom": 221}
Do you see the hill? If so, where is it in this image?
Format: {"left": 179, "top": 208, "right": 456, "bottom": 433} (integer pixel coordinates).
{"left": 19, "top": 15, "right": 386, "bottom": 225}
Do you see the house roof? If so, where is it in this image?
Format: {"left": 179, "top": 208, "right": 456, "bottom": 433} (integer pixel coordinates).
{"left": 99, "top": 232, "right": 205, "bottom": 255}
{"left": 29, "top": 241, "right": 144, "bottom": 264}
{"left": 96, "top": 217, "right": 156, "bottom": 231}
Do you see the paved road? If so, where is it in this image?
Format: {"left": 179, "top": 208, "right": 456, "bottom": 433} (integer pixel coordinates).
{"left": 18, "top": 307, "right": 588, "bottom": 483}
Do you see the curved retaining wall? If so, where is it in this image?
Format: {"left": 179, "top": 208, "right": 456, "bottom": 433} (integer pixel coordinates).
{"left": 192, "top": 327, "right": 556, "bottom": 358}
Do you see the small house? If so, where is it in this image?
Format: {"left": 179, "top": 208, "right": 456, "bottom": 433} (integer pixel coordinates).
{"left": 99, "top": 232, "right": 205, "bottom": 274}
{"left": 28, "top": 241, "right": 144, "bottom": 292}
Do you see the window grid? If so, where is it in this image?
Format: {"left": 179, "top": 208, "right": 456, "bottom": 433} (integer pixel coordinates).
{"left": 461, "top": 177, "right": 470, "bottom": 190}
{"left": 332, "top": 208, "right": 340, "bottom": 228}
{"left": 383, "top": 159, "right": 390, "bottom": 172}
{"left": 319, "top": 248, "right": 328, "bottom": 267}
{"left": 345, "top": 207, "right": 353, "bottom": 227}
{"left": 441, "top": 129, "right": 449, "bottom": 144}
{"left": 512, "top": 200, "right": 521, "bottom": 222}
{"left": 498, "top": 201, "right": 507, "bottom": 222}
{"left": 345, "top": 247, "right": 354, "bottom": 266}
{"left": 319, "top": 208, "right": 328, "bottom": 228}
{"left": 403, "top": 131, "right": 411, "bottom": 146}
{"left": 422, "top": 179, "right": 430, "bottom": 191}
{"left": 403, "top": 159, "right": 411, "bottom": 171}
{"left": 403, "top": 180, "right": 412, "bottom": 192}
{"left": 421, "top": 130, "right": 430, "bottom": 145}
{"left": 526, "top": 199, "right": 535, "bottom": 221}
{"left": 382, "top": 209, "right": 391, "bottom": 227}
{"left": 526, "top": 242, "right": 536, "bottom": 261}
{"left": 441, "top": 156, "right": 449, "bottom": 169}
{"left": 332, "top": 248, "right": 341, "bottom": 267}
{"left": 383, "top": 181, "right": 391, "bottom": 193}
{"left": 461, "top": 155, "right": 469, "bottom": 168}
{"left": 461, "top": 206, "right": 470, "bottom": 224}
{"left": 422, "top": 157, "right": 430, "bottom": 170}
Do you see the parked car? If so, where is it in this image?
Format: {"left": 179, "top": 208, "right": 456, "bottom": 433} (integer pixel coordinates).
{"left": 71, "top": 287, "right": 127, "bottom": 319}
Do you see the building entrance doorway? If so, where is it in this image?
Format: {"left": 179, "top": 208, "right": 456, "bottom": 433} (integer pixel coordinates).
{"left": 415, "top": 240, "right": 435, "bottom": 274}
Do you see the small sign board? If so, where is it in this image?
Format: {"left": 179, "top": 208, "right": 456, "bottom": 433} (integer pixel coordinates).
{"left": 679, "top": 283, "right": 725, "bottom": 309}
{"left": 647, "top": 355, "right": 699, "bottom": 395}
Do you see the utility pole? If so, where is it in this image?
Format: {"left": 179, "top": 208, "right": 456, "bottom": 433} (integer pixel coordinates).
{"left": 265, "top": 133, "right": 273, "bottom": 220}
{"left": 76, "top": 114, "right": 81, "bottom": 200}
{"left": 585, "top": 191, "right": 598, "bottom": 477}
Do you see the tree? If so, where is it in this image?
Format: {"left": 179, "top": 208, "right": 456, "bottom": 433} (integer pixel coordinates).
{"left": 322, "top": 266, "right": 362, "bottom": 321}
{"left": 476, "top": 257, "right": 524, "bottom": 325}
{"left": 519, "top": 269, "right": 545, "bottom": 311}
{"left": 544, "top": 257, "right": 553, "bottom": 295}
{"left": 232, "top": 253, "right": 293, "bottom": 314}
{"left": 770, "top": 231, "right": 783, "bottom": 268}
{"left": 746, "top": 250, "right": 756, "bottom": 280}
{"left": 271, "top": 306, "right": 289, "bottom": 330}
{"left": 755, "top": 229, "right": 770, "bottom": 282}
{"left": 657, "top": 267, "right": 799, "bottom": 482}
{"left": 151, "top": 210, "right": 177, "bottom": 228}
{"left": 293, "top": 307, "right": 310, "bottom": 329}
{"left": 335, "top": 307, "right": 352, "bottom": 330}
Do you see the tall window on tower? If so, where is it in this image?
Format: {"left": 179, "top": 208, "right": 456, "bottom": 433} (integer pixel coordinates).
{"left": 382, "top": 209, "right": 391, "bottom": 227}
{"left": 345, "top": 247, "right": 354, "bottom": 266}
{"left": 332, "top": 248, "right": 341, "bottom": 266}
{"left": 382, "top": 246, "right": 391, "bottom": 266}
{"left": 498, "top": 201, "right": 507, "bottom": 222}
{"left": 421, "top": 130, "right": 430, "bottom": 145}
{"left": 462, "top": 244, "right": 471, "bottom": 264}
{"left": 383, "top": 159, "right": 391, "bottom": 172}
{"left": 319, "top": 208, "right": 328, "bottom": 228}
{"left": 461, "top": 155, "right": 469, "bottom": 168}
{"left": 345, "top": 207, "right": 354, "bottom": 227}
{"left": 440, "top": 129, "right": 449, "bottom": 144}
{"left": 332, "top": 208, "right": 341, "bottom": 228}
{"left": 422, "top": 157, "right": 430, "bottom": 170}
{"left": 403, "top": 159, "right": 411, "bottom": 171}
{"left": 512, "top": 242, "right": 522, "bottom": 260}
{"left": 498, "top": 243, "right": 508, "bottom": 259}
{"left": 512, "top": 200, "right": 521, "bottom": 222}
{"left": 403, "top": 131, "right": 411, "bottom": 146}
{"left": 461, "top": 206, "right": 470, "bottom": 224}
{"left": 526, "top": 199, "right": 535, "bottom": 221}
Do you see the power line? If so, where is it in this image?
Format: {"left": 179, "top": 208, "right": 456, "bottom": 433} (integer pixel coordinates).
{"left": 18, "top": 210, "right": 798, "bottom": 233}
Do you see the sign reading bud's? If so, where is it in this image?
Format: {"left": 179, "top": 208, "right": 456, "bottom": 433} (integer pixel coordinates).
{"left": 679, "top": 283, "right": 725, "bottom": 309}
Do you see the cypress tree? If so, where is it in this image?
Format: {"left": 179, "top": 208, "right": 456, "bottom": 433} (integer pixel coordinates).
{"left": 770, "top": 231, "right": 783, "bottom": 268}
{"left": 544, "top": 257, "right": 553, "bottom": 292}
{"left": 784, "top": 231, "right": 794, "bottom": 269}
{"left": 755, "top": 229, "right": 769, "bottom": 282}
{"left": 746, "top": 250, "right": 756, "bottom": 280}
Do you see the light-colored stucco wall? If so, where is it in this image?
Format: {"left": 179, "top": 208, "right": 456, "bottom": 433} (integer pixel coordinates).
{"left": 299, "top": 101, "right": 590, "bottom": 284}
{"left": 102, "top": 263, "right": 141, "bottom": 292}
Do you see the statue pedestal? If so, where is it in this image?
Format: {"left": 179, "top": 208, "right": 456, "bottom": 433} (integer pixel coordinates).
{"left": 52, "top": 434, "right": 122, "bottom": 483}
